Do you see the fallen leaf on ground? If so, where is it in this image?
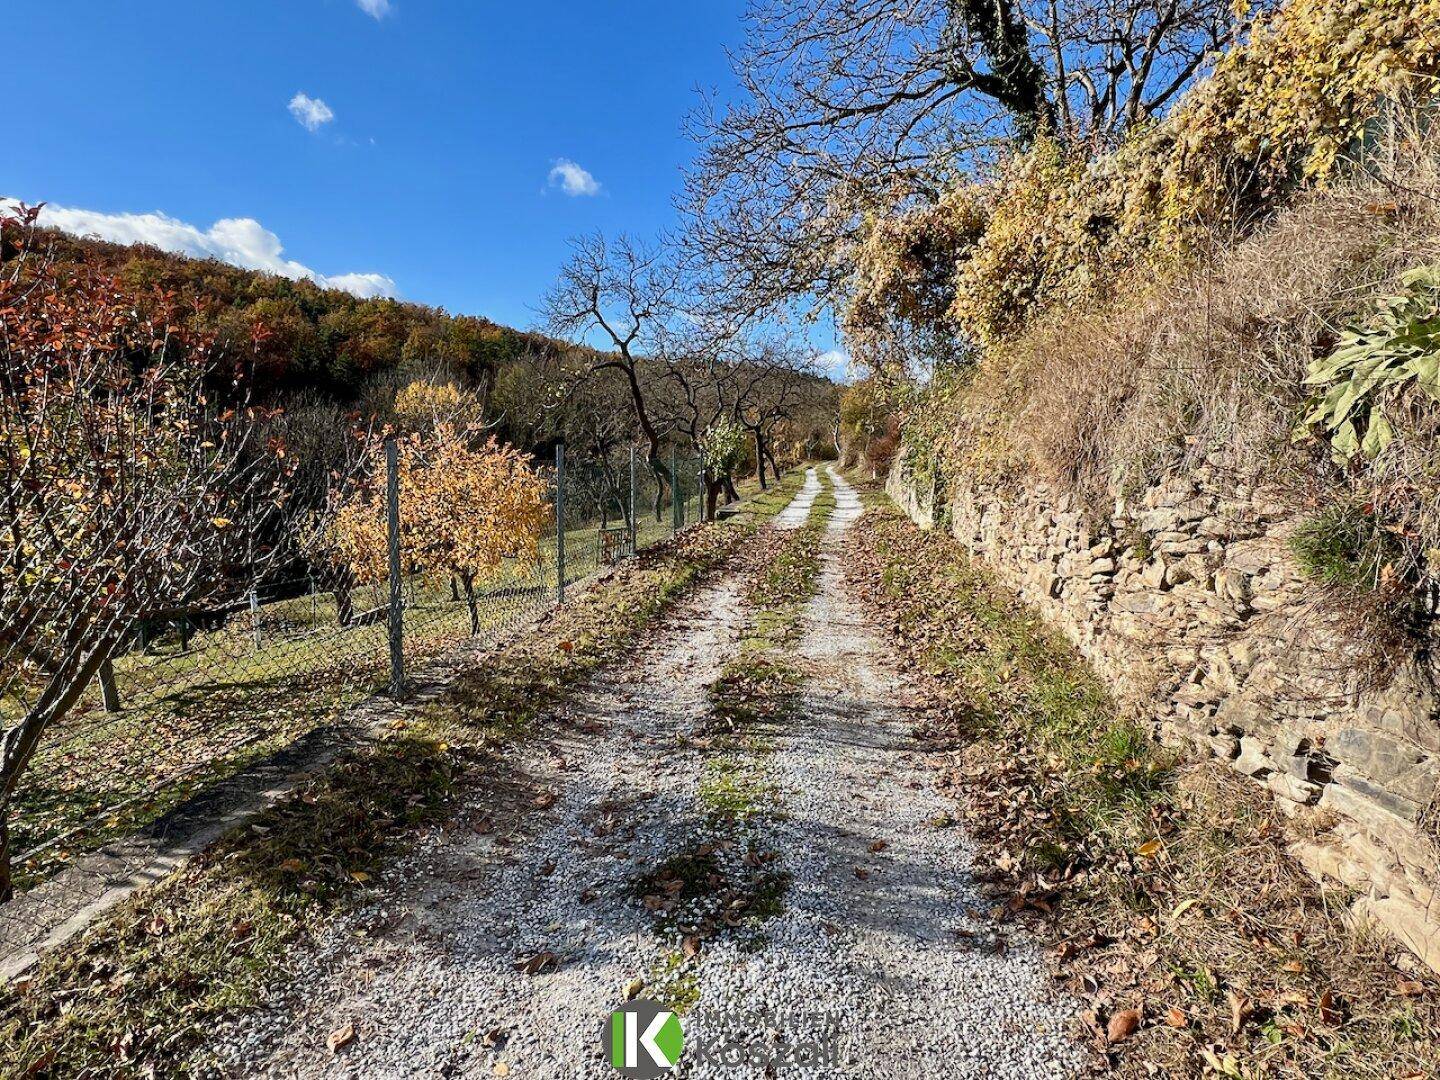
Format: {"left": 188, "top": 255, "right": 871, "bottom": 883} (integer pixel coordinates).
{"left": 533, "top": 791, "right": 558, "bottom": 809}
{"left": 515, "top": 951, "right": 558, "bottom": 975}
{"left": 1228, "top": 990, "right": 1250, "bottom": 1034}
{"left": 624, "top": 977, "right": 645, "bottom": 1001}
{"left": 1106, "top": 1008, "right": 1141, "bottom": 1044}
{"left": 326, "top": 1024, "right": 355, "bottom": 1054}
{"left": 1164, "top": 1006, "right": 1188, "bottom": 1028}
{"left": 868, "top": 840, "right": 889, "bottom": 853}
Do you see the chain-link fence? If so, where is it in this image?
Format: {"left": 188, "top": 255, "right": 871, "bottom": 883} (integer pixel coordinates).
{"left": 5, "top": 444, "right": 705, "bottom": 889}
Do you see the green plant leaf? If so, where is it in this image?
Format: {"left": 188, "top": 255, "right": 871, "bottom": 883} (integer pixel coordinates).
{"left": 1407, "top": 353, "right": 1440, "bottom": 400}
{"left": 1361, "top": 412, "right": 1394, "bottom": 459}
{"left": 1331, "top": 417, "right": 1360, "bottom": 460}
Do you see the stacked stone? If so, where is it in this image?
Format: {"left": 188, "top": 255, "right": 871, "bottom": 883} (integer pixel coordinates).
{"left": 887, "top": 453, "right": 1440, "bottom": 972}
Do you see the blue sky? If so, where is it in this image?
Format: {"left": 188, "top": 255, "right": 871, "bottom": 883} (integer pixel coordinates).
{"left": 3, "top": 1, "right": 846, "bottom": 368}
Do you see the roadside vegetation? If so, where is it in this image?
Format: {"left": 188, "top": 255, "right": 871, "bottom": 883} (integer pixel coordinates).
{"left": 0, "top": 522, "right": 749, "bottom": 1078}
{"left": 844, "top": 493, "right": 1440, "bottom": 1078}
{"left": 637, "top": 475, "right": 831, "bottom": 1009}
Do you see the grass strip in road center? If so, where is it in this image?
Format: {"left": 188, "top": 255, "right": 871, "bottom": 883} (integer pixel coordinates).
{"left": 637, "top": 480, "right": 832, "bottom": 1010}
{"left": 0, "top": 522, "right": 752, "bottom": 1079}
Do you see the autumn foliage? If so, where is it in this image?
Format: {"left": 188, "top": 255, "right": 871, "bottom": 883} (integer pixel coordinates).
{"left": 325, "top": 427, "right": 549, "bottom": 632}
{"left": 844, "top": 0, "right": 1440, "bottom": 359}
{"left": 0, "top": 206, "right": 293, "bottom": 895}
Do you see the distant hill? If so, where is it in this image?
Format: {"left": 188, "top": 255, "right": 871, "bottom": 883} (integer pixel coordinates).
{"left": 29, "top": 228, "right": 571, "bottom": 407}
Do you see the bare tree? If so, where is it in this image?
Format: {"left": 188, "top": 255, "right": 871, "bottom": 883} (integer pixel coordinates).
{"left": 731, "top": 339, "right": 820, "bottom": 488}
{"left": 541, "top": 233, "right": 682, "bottom": 499}
{"left": 683, "top": 0, "right": 1247, "bottom": 315}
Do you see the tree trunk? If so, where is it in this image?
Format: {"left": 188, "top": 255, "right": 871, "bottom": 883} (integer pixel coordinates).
{"left": 0, "top": 811, "right": 11, "bottom": 903}
{"left": 335, "top": 569, "right": 355, "bottom": 627}
{"left": 705, "top": 481, "right": 719, "bottom": 521}
{"left": 98, "top": 658, "right": 121, "bottom": 713}
{"left": 0, "top": 638, "right": 115, "bottom": 898}
{"left": 461, "top": 573, "right": 480, "bottom": 635}
{"left": 722, "top": 474, "right": 739, "bottom": 504}
{"left": 753, "top": 429, "right": 767, "bottom": 489}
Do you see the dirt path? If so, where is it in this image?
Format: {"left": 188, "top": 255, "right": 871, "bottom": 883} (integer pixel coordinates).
{"left": 773, "top": 467, "right": 821, "bottom": 528}
{"left": 675, "top": 469, "right": 1079, "bottom": 1078}
{"left": 209, "top": 474, "right": 1079, "bottom": 1079}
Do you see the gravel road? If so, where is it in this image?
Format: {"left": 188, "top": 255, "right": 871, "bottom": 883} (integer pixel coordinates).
{"left": 207, "top": 471, "right": 1080, "bottom": 1079}
{"left": 773, "top": 468, "right": 821, "bottom": 528}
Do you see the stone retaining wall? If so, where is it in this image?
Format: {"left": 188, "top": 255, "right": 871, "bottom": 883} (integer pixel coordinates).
{"left": 887, "top": 453, "right": 1440, "bottom": 971}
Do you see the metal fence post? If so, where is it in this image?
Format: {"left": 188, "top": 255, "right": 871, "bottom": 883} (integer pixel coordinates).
{"left": 249, "top": 587, "right": 261, "bottom": 649}
{"left": 670, "top": 448, "right": 680, "bottom": 533}
{"left": 555, "top": 444, "right": 566, "bottom": 605}
{"left": 385, "top": 436, "right": 405, "bottom": 697}
{"left": 628, "top": 445, "right": 637, "bottom": 553}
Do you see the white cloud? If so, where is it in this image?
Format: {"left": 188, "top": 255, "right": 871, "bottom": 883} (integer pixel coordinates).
{"left": 22, "top": 202, "right": 397, "bottom": 299}
{"left": 548, "top": 159, "right": 601, "bottom": 197}
{"left": 817, "top": 349, "right": 854, "bottom": 383}
{"left": 355, "top": 0, "right": 392, "bottom": 17}
{"left": 288, "top": 92, "right": 335, "bottom": 132}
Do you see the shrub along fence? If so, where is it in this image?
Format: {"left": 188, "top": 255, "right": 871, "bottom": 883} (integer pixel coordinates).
{"left": 1, "top": 443, "right": 705, "bottom": 893}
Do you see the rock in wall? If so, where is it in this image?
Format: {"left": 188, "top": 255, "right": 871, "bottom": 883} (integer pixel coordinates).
{"left": 887, "top": 451, "right": 1440, "bottom": 971}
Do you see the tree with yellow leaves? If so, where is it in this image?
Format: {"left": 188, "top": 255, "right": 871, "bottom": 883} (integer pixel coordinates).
{"left": 325, "top": 427, "right": 549, "bottom": 635}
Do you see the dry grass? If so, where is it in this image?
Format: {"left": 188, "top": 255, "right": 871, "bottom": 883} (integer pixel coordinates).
{"left": 944, "top": 122, "right": 1440, "bottom": 571}
{"left": 844, "top": 500, "right": 1440, "bottom": 1078}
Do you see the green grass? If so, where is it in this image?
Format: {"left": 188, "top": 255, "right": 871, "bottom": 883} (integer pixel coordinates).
{"left": 856, "top": 502, "right": 1171, "bottom": 861}
{"left": 5, "top": 509, "right": 724, "bottom": 890}
{"left": 1290, "top": 503, "right": 1401, "bottom": 590}
{"left": 729, "top": 466, "right": 813, "bottom": 521}
{"left": 0, "top": 522, "right": 752, "bottom": 1079}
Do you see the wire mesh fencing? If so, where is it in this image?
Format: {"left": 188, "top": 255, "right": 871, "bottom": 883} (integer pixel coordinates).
{"left": 3, "top": 443, "right": 705, "bottom": 890}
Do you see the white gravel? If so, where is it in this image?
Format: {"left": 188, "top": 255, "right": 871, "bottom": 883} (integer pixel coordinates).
{"left": 202, "top": 473, "right": 1082, "bottom": 1079}
{"left": 677, "top": 468, "right": 1080, "bottom": 1078}
{"left": 773, "top": 468, "right": 821, "bottom": 529}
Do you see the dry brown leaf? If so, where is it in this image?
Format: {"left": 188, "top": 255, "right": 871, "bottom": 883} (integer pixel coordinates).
{"left": 681, "top": 935, "right": 701, "bottom": 959}
{"left": 1164, "top": 1006, "right": 1188, "bottom": 1029}
{"left": 493, "top": 1063, "right": 511, "bottom": 1077}
{"left": 515, "top": 951, "right": 557, "bottom": 975}
{"left": 1227, "top": 990, "right": 1250, "bottom": 1034}
{"left": 1106, "top": 1008, "right": 1141, "bottom": 1044}
{"left": 533, "top": 791, "right": 558, "bottom": 810}
{"left": 326, "top": 1024, "right": 355, "bottom": 1054}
